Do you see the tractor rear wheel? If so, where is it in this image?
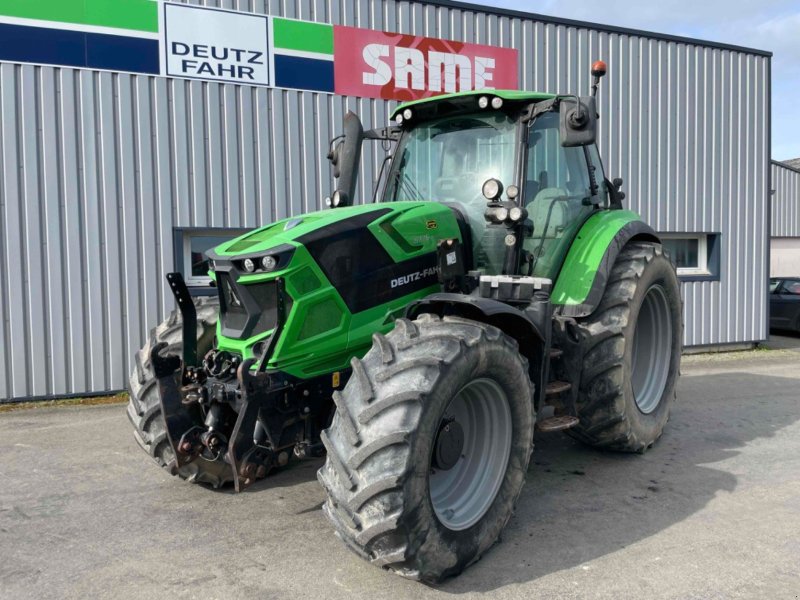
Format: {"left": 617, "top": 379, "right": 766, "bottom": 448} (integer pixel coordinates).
{"left": 318, "top": 314, "right": 534, "bottom": 583}
{"left": 127, "top": 297, "right": 233, "bottom": 487}
{"left": 569, "top": 242, "right": 682, "bottom": 452}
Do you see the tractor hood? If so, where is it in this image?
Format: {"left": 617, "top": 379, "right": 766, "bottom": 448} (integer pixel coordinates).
{"left": 208, "top": 201, "right": 463, "bottom": 271}
{"left": 207, "top": 200, "right": 465, "bottom": 371}
{"left": 213, "top": 203, "right": 400, "bottom": 259}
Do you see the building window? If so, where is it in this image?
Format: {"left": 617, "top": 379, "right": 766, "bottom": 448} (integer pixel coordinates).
{"left": 174, "top": 228, "right": 249, "bottom": 291}
{"left": 659, "top": 233, "right": 720, "bottom": 281}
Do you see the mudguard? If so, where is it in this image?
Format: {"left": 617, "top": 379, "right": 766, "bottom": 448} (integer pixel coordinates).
{"left": 551, "top": 210, "right": 659, "bottom": 318}
{"left": 407, "top": 293, "right": 545, "bottom": 344}
{"left": 406, "top": 292, "right": 550, "bottom": 406}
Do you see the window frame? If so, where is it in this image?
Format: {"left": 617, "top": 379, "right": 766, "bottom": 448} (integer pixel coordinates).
{"left": 173, "top": 227, "right": 250, "bottom": 294}
{"left": 781, "top": 279, "right": 800, "bottom": 296}
{"left": 659, "top": 232, "right": 721, "bottom": 282}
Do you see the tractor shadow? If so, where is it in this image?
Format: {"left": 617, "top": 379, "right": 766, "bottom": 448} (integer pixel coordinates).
{"left": 437, "top": 370, "right": 800, "bottom": 593}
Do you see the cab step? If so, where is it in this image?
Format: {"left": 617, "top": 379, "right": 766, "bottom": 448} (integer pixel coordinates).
{"left": 536, "top": 415, "right": 580, "bottom": 432}
{"left": 545, "top": 380, "right": 572, "bottom": 396}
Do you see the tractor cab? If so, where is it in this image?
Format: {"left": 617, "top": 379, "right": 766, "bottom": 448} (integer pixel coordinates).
{"left": 329, "top": 85, "right": 618, "bottom": 286}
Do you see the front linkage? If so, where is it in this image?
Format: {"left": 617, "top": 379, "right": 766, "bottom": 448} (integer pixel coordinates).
{"left": 151, "top": 272, "right": 342, "bottom": 491}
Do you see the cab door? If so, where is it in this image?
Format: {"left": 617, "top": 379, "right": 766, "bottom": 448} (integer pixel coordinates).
{"left": 521, "top": 111, "right": 598, "bottom": 279}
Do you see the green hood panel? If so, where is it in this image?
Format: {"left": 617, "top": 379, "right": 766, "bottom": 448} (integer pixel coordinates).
{"left": 212, "top": 201, "right": 459, "bottom": 259}
{"left": 214, "top": 203, "right": 390, "bottom": 256}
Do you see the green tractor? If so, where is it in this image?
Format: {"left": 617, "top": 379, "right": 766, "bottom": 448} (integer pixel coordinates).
{"left": 128, "top": 61, "right": 681, "bottom": 582}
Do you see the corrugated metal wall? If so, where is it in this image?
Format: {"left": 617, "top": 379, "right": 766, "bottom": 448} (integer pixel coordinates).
{"left": 771, "top": 161, "right": 800, "bottom": 237}
{"left": 0, "top": 0, "right": 771, "bottom": 401}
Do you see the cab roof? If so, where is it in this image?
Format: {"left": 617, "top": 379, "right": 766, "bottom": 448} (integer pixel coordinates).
{"left": 390, "top": 89, "right": 556, "bottom": 119}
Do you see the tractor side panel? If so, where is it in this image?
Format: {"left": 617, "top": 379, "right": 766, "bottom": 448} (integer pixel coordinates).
{"left": 551, "top": 210, "right": 659, "bottom": 318}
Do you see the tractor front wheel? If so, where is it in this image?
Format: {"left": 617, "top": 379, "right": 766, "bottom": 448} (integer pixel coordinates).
{"left": 318, "top": 314, "right": 534, "bottom": 583}
{"left": 127, "top": 297, "right": 234, "bottom": 487}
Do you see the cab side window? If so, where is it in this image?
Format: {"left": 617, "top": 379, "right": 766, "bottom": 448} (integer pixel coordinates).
{"left": 522, "top": 111, "right": 594, "bottom": 278}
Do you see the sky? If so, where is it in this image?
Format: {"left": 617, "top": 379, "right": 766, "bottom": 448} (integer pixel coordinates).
{"left": 481, "top": 0, "right": 800, "bottom": 161}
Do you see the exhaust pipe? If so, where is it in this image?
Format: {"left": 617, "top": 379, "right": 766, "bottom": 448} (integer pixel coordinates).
{"left": 327, "top": 111, "right": 364, "bottom": 207}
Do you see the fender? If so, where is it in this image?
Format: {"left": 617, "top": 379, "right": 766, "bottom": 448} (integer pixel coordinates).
{"left": 405, "top": 293, "right": 549, "bottom": 405}
{"left": 406, "top": 293, "right": 545, "bottom": 346}
{"left": 551, "top": 210, "right": 660, "bottom": 318}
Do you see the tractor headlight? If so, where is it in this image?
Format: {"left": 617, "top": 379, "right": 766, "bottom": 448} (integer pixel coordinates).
{"left": 395, "top": 114, "right": 404, "bottom": 125}
{"left": 509, "top": 206, "right": 526, "bottom": 222}
{"left": 491, "top": 96, "right": 504, "bottom": 109}
{"left": 482, "top": 178, "right": 503, "bottom": 201}
{"left": 478, "top": 96, "right": 490, "bottom": 109}
{"left": 261, "top": 255, "right": 277, "bottom": 271}
{"left": 402, "top": 108, "right": 413, "bottom": 121}
{"left": 234, "top": 248, "right": 295, "bottom": 275}
{"left": 331, "top": 190, "right": 342, "bottom": 207}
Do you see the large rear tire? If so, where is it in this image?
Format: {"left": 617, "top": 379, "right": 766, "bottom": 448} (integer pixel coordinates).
{"left": 318, "top": 314, "right": 534, "bottom": 583}
{"left": 126, "top": 297, "right": 233, "bottom": 487}
{"left": 569, "top": 242, "right": 682, "bottom": 452}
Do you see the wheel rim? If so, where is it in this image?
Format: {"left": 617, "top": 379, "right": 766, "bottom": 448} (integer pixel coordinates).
{"left": 429, "top": 378, "right": 512, "bottom": 531}
{"left": 631, "top": 284, "right": 673, "bottom": 414}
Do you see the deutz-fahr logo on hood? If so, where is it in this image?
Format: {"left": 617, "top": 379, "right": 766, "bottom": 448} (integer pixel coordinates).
{"left": 390, "top": 267, "right": 439, "bottom": 289}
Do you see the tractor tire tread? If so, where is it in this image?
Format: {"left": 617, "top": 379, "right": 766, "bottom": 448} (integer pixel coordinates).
{"left": 126, "top": 297, "right": 232, "bottom": 487}
{"left": 567, "top": 242, "right": 681, "bottom": 453}
{"left": 319, "top": 314, "right": 534, "bottom": 583}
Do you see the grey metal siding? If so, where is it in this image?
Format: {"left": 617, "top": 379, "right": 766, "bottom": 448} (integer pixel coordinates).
{"left": 0, "top": 0, "right": 770, "bottom": 401}
{"left": 771, "top": 161, "right": 800, "bottom": 237}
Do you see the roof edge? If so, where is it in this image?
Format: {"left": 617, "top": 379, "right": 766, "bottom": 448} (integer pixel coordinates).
{"left": 416, "top": 0, "right": 773, "bottom": 58}
{"left": 772, "top": 160, "right": 800, "bottom": 176}
{"left": 391, "top": 89, "right": 555, "bottom": 117}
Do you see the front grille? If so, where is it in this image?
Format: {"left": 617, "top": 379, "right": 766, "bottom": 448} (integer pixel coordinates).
{"left": 249, "top": 283, "right": 280, "bottom": 336}
{"left": 217, "top": 273, "right": 287, "bottom": 339}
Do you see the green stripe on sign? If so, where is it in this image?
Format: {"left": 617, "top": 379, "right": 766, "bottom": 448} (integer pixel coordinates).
{"left": 273, "top": 17, "right": 333, "bottom": 55}
{"left": 0, "top": 0, "right": 158, "bottom": 33}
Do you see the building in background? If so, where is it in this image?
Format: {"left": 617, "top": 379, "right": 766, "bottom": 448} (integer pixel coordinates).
{"left": 0, "top": 0, "right": 771, "bottom": 401}
{"left": 771, "top": 160, "right": 800, "bottom": 277}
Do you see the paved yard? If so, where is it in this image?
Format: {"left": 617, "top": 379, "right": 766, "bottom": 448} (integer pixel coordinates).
{"left": 1, "top": 340, "right": 799, "bottom": 599}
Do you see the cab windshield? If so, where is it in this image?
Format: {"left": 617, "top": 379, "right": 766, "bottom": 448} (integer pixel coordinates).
{"left": 383, "top": 112, "right": 518, "bottom": 272}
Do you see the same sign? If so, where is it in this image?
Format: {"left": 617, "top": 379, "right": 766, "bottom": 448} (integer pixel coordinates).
{"left": 334, "top": 25, "right": 517, "bottom": 101}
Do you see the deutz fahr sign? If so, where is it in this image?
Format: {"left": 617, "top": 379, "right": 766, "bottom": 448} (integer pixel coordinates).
{"left": 164, "top": 4, "right": 270, "bottom": 85}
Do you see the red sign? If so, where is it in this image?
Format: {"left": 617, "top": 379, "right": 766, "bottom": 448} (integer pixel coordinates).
{"left": 333, "top": 25, "right": 518, "bottom": 102}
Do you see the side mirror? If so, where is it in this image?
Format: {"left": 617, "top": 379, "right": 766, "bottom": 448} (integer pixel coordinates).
{"left": 326, "top": 111, "right": 364, "bottom": 207}
{"left": 608, "top": 177, "right": 626, "bottom": 209}
{"left": 559, "top": 96, "right": 597, "bottom": 147}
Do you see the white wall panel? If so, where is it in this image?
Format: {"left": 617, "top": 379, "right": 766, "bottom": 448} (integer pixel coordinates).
{"left": 772, "top": 161, "right": 800, "bottom": 238}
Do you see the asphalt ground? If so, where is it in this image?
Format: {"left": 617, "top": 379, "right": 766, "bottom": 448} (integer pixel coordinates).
{"left": 1, "top": 336, "right": 799, "bottom": 600}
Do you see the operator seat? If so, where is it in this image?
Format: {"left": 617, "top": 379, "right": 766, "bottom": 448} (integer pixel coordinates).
{"left": 526, "top": 187, "right": 570, "bottom": 240}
